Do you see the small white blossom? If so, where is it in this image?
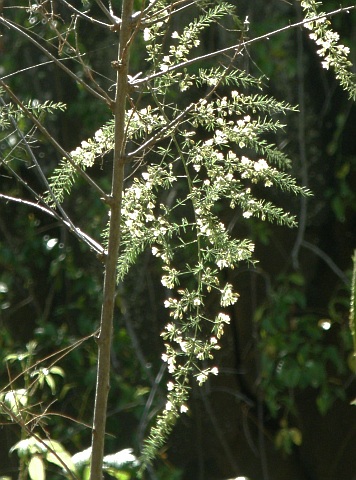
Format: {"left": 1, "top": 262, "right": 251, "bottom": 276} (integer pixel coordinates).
{"left": 217, "top": 258, "right": 228, "bottom": 269}
{"left": 143, "top": 28, "right": 151, "bottom": 42}
{"left": 254, "top": 159, "right": 268, "bottom": 171}
{"left": 220, "top": 284, "right": 239, "bottom": 307}
{"left": 196, "top": 372, "right": 208, "bottom": 385}
{"left": 217, "top": 312, "right": 230, "bottom": 324}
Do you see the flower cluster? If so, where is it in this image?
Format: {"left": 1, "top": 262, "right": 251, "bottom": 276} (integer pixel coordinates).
{"left": 131, "top": 2, "right": 312, "bottom": 469}
{"left": 158, "top": 5, "right": 233, "bottom": 73}
{"left": 300, "top": 0, "right": 356, "bottom": 100}
{"left": 116, "top": 164, "right": 178, "bottom": 281}
{"left": 70, "top": 126, "right": 114, "bottom": 168}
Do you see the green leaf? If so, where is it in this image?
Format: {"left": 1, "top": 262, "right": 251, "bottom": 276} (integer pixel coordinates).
{"left": 10, "top": 438, "right": 45, "bottom": 457}
{"left": 49, "top": 366, "right": 65, "bottom": 377}
{"left": 46, "top": 450, "right": 76, "bottom": 472}
{"left": 28, "top": 455, "right": 45, "bottom": 480}
{"left": 44, "top": 439, "right": 77, "bottom": 472}
{"left": 44, "top": 374, "right": 56, "bottom": 395}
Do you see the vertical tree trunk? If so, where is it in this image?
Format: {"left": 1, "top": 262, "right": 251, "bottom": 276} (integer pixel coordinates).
{"left": 89, "top": 1, "right": 134, "bottom": 478}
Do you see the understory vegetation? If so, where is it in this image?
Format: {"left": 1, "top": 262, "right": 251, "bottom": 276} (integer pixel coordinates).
{"left": 0, "top": 1, "right": 355, "bottom": 479}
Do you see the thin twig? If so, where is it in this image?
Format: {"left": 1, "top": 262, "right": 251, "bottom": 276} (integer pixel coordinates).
{"left": 302, "top": 240, "right": 350, "bottom": 286}
{"left": 58, "top": 0, "right": 112, "bottom": 28}
{"left": 131, "top": 5, "right": 356, "bottom": 86}
{"left": 95, "top": 0, "right": 121, "bottom": 27}
{"left": 0, "top": 81, "right": 108, "bottom": 202}
{"left": 0, "top": 16, "right": 112, "bottom": 105}
{"left": 291, "top": 2, "right": 309, "bottom": 269}
{"left": 0, "top": 194, "right": 106, "bottom": 256}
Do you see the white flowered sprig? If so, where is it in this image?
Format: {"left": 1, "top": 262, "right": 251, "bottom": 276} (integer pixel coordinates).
{"left": 300, "top": 0, "right": 356, "bottom": 100}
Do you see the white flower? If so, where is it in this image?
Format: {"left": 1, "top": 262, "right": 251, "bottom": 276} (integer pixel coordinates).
{"left": 217, "top": 258, "right": 228, "bottom": 269}
{"left": 196, "top": 372, "right": 208, "bottom": 385}
{"left": 95, "top": 129, "right": 104, "bottom": 141}
{"left": 220, "top": 284, "right": 239, "bottom": 307}
{"left": 254, "top": 159, "right": 268, "bottom": 171}
{"left": 243, "top": 211, "right": 253, "bottom": 219}
{"left": 166, "top": 401, "right": 173, "bottom": 411}
{"left": 180, "top": 404, "right": 188, "bottom": 413}
{"left": 217, "top": 312, "right": 230, "bottom": 324}
{"left": 211, "top": 367, "right": 219, "bottom": 375}
{"left": 241, "top": 156, "right": 250, "bottom": 165}
{"left": 161, "top": 276, "right": 174, "bottom": 288}
{"left": 167, "top": 381, "right": 174, "bottom": 391}
{"left": 143, "top": 28, "right": 151, "bottom": 42}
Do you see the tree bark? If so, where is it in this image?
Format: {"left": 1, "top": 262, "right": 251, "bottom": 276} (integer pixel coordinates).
{"left": 89, "top": 1, "right": 134, "bottom": 479}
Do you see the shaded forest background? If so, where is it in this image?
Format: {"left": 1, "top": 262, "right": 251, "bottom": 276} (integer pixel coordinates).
{"left": 0, "top": 1, "right": 356, "bottom": 479}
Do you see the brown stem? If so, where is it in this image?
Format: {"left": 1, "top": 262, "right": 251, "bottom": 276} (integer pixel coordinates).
{"left": 89, "top": 1, "right": 134, "bottom": 479}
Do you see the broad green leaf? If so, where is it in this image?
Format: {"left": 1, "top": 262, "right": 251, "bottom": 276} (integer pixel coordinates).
{"left": 28, "top": 455, "right": 45, "bottom": 480}
{"left": 46, "top": 450, "right": 76, "bottom": 472}
{"left": 10, "top": 437, "right": 46, "bottom": 457}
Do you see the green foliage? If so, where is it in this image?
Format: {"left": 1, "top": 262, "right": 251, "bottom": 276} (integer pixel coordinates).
{"left": 0, "top": 341, "right": 64, "bottom": 416}
{"left": 0, "top": 90, "right": 66, "bottom": 131}
{"left": 257, "top": 273, "right": 347, "bottom": 419}
{"left": 1, "top": 0, "right": 356, "bottom": 478}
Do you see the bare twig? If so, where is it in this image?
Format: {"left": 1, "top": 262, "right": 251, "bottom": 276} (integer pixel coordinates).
{"left": 0, "top": 193, "right": 106, "bottom": 256}
{"left": 95, "top": 0, "right": 121, "bottom": 27}
{"left": 301, "top": 241, "right": 350, "bottom": 286}
{"left": 291, "top": 2, "right": 309, "bottom": 269}
{"left": 0, "top": 81, "right": 108, "bottom": 202}
{"left": 0, "top": 16, "right": 112, "bottom": 105}
{"left": 58, "top": 0, "right": 112, "bottom": 28}
{"left": 131, "top": 5, "right": 356, "bottom": 86}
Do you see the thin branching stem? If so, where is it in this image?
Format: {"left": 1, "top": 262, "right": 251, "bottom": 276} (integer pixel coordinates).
{"left": 0, "top": 16, "right": 112, "bottom": 105}
{"left": 0, "top": 81, "right": 108, "bottom": 202}
{"left": 89, "top": 1, "right": 134, "bottom": 478}
{"left": 131, "top": 5, "right": 355, "bottom": 86}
